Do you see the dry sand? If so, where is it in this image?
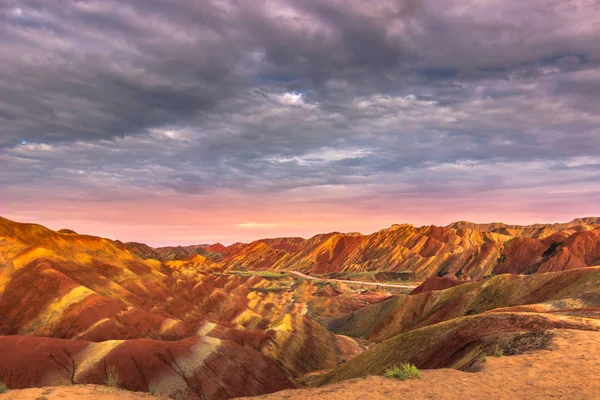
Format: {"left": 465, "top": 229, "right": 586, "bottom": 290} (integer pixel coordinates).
{"left": 0, "top": 385, "right": 168, "bottom": 399}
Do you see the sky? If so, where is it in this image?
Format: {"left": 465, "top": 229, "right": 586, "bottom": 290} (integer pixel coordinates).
{"left": 1, "top": 0, "right": 600, "bottom": 246}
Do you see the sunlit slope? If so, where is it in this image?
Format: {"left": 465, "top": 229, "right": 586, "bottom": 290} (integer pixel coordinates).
{"left": 0, "top": 216, "right": 138, "bottom": 270}
{"left": 0, "top": 216, "right": 204, "bottom": 340}
{"left": 329, "top": 267, "right": 600, "bottom": 341}
{"left": 216, "top": 221, "right": 600, "bottom": 279}
{"left": 219, "top": 225, "right": 507, "bottom": 277}
{"left": 104, "top": 216, "right": 600, "bottom": 279}
{"left": 447, "top": 217, "right": 600, "bottom": 239}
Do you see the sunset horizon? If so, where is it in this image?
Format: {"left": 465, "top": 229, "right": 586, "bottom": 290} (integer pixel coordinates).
{"left": 1, "top": 212, "right": 599, "bottom": 247}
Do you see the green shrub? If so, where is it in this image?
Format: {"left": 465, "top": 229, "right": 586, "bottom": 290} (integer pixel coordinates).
{"left": 384, "top": 363, "right": 421, "bottom": 381}
{"left": 494, "top": 346, "right": 504, "bottom": 357}
{"left": 105, "top": 365, "right": 119, "bottom": 387}
{"left": 481, "top": 356, "right": 487, "bottom": 363}
{"left": 0, "top": 380, "right": 7, "bottom": 393}
{"left": 149, "top": 386, "right": 159, "bottom": 396}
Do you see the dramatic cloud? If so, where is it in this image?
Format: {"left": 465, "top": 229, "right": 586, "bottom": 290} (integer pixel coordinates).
{"left": 1, "top": 0, "right": 599, "bottom": 244}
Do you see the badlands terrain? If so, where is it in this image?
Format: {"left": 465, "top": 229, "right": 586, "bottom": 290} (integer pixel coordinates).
{"left": 0, "top": 216, "right": 599, "bottom": 399}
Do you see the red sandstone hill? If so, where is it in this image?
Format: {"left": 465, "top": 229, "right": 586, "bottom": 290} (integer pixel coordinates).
{"left": 123, "top": 217, "right": 600, "bottom": 280}
{"left": 213, "top": 218, "right": 600, "bottom": 279}
{"left": 447, "top": 217, "right": 600, "bottom": 238}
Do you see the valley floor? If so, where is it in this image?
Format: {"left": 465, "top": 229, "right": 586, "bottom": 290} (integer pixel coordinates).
{"left": 239, "top": 329, "right": 600, "bottom": 400}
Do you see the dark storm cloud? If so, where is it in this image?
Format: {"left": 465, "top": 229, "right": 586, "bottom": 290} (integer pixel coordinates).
{"left": 0, "top": 0, "right": 242, "bottom": 145}
{"left": 1, "top": 0, "right": 600, "bottom": 205}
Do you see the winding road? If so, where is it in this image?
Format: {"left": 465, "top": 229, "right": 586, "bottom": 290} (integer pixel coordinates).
{"left": 289, "top": 270, "right": 419, "bottom": 289}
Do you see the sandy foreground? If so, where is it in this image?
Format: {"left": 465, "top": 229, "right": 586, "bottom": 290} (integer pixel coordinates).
{"left": 0, "top": 385, "right": 169, "bottom": 399}
{"left": 2, "top": 329, "right": 598, "bottom": 400}
{"left": 240, "top": 329, "right": 600, "bottom": 400}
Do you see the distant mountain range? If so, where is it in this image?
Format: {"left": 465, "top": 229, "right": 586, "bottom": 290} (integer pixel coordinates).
{"left": 119, "top": 217, "right": 600, "bottom": 279}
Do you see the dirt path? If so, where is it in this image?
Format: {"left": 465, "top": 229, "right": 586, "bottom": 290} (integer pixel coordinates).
{"left": 239, "top": 329, "right": 600, "bottom": 400}
{"left": 289, "top": 271, "right": 418, "bottom": 289}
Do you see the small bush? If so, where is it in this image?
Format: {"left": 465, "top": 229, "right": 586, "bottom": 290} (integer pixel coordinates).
{"left": 105, "top": 365, "right": 119, "bottom": 387}
{"left": 0, "top": 380, "right": 7, "bottom": 393}
{"left": 384, "top": 363, "right": 421, "bottom": 381}
{"left": 149, "top": 386, "right": 159, "bottom": 396}
{"left": 494, "top": 346, "right": 504, "bottom": 357}
{"left": 481, "top": 356, "right": 487, "bottom": 363}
